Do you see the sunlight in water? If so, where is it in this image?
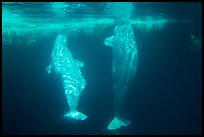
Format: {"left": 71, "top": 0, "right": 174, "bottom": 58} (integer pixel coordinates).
{"left": 2, "top": 2, "right": 191, "bottom": 46}
{"left": 51, "top": 2, "right": 69, "bottom": 15}
{"left": 106, "top": 2, "right": 134, "bottom": 21}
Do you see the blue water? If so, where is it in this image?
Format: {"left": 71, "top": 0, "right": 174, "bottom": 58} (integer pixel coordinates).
{"left": 2, "top": 2, "right": 202, "bottom": 135}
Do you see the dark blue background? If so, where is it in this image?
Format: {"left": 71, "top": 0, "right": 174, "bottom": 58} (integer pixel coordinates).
{"left": 2, "top": 3, "right": 202, "bottom": 135}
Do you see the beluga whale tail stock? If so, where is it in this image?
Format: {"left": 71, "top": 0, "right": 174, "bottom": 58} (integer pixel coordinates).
{"left": 47, "top": 34, "right": 87, "bottom": 120}
{"left": 104, "top": 20, "right": 138, "bottom": 130}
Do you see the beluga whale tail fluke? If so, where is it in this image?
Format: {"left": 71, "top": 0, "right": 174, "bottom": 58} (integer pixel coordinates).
{"left": 107, "top": 116, "right": 131, "bottom": 130}
{"left": 63, "top": 110, "right": 87, "bottom": 120}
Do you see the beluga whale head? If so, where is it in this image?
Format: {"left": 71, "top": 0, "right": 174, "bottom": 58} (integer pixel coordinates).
{"left": 55, "top": 34, "right": 67, "bottom": 48}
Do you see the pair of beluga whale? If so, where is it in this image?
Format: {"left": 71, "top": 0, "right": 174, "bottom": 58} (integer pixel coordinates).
{"left": 47, "top": 20, "right": 138, "bottom": 131}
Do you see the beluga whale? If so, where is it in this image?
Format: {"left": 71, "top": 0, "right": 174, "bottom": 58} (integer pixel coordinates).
{"left": 104, "top": 20, "right": 138, "bottom": 130}
{"left": 47, "top": 34, "right": 87, "bottom": 120}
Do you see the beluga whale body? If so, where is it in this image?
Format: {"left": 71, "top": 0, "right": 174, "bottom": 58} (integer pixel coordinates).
{"left": 104, "top": 21, "right": 138, "bottom": 130}
{"left": 47, "top": 34, "right": 87, "bottom": 120}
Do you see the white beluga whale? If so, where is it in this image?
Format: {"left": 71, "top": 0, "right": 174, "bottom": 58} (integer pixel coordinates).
{"left": 104, "top": 21, "right": 138, "bottom": 130}
{"left": 47, "top": 34, "right": 87, "bottom": 120}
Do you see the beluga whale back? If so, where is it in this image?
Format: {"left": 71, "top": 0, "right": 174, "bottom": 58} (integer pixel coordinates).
{"left": 104, "top": 21, "right": 138, "bottom": 130}
{"left": 47, "top": 34, "right": 87, "bottom": 120}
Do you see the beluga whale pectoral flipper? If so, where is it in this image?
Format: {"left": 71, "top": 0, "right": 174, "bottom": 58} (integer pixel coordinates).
{"left": 47, "top": 34, "right": 87, "bottom": 120}
{"left": 104, "top": 21, "right": 138, "bottom": 130}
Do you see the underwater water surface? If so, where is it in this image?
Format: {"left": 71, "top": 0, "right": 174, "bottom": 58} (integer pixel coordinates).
{"left": 2, "top": 2, "right": 202, "bottom": 135}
